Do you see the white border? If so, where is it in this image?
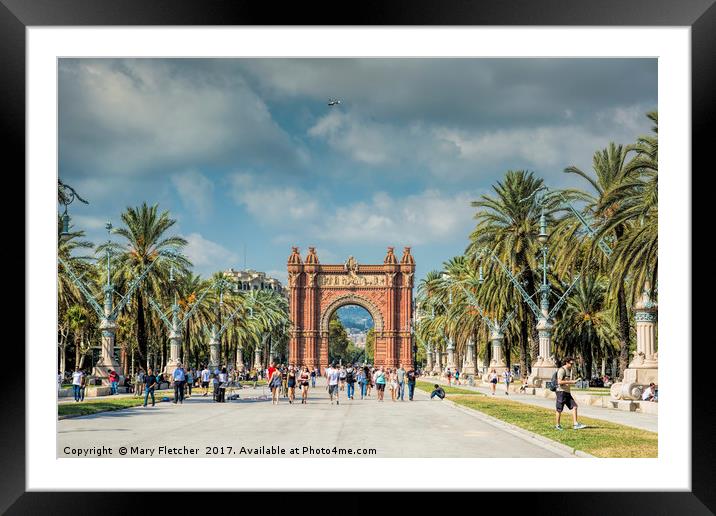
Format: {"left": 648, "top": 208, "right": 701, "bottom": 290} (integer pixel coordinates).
{"left": 27, "top": 27, "right": 690, "bottom": 491}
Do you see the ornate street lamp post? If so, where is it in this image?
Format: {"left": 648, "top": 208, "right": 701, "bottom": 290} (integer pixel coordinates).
{"left": 58, "top": 221, "right": 172, "bottom": 383}
{"left": 58, "top": 179, "right": 88, "bottom": 238}
{"left": 480, "top": 205, "right": 580, "bottom": 387}
{"left": 147, "top": 269, "right": 233, "bottom": 375}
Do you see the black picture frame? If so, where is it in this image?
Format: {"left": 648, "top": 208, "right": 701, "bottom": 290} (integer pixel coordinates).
{"left": 4, "top": 0, "right": 711, "bottom": 513}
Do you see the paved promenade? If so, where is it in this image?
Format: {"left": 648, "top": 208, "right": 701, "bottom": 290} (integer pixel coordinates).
{"left": 425, "top": 376, "right": 658, "bottom": 433}
{"left": 58, "top": 378, "right": 569, "bottom": 458}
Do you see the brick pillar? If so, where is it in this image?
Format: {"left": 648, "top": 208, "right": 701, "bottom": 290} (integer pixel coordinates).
{"left": 287, "top": 247, "right": 303, "bottom": 367}
{"left": 399, "top": 247, "right": 415, "bottom": 369}
{"left": 303, "top": 247, "right": 320, "bottom": 371}
{"left": 383, "top": 247, "right": 399, "bottom": 369}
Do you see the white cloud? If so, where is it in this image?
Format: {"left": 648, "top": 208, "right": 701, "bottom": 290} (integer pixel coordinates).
{"left": 228, "top": 172, "right": 319, "bottom": 225}
{"left": 171, "top": 170, "right": 214, "bottom": 221}
{"left": 318, "top": 189, "right": 477, "bottom": 245}
{"left": 183, "top": 233, "right": 239, "bottom": 274}
{"left": 71, "top": 215, "right": 109, "bottom": 231}
{"left": 60, "top": 59, "right": 306, "bottom": 178}
{"left": 227, "top": 171, "right": 478, "bottom": 246}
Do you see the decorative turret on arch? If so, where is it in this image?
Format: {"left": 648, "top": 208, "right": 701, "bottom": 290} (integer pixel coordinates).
{"left": 287, "top": 246, "right": 415, "bottom": 373}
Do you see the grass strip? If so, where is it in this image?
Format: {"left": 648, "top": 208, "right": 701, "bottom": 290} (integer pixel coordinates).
{"left": 416, "top": 384, "right": 657, "bottom": 458}
{"left": 416, "top": 381, "right": 484, "bottom": 396}
{"left": 58, "top": 390, "right": 174, "bottom": 417}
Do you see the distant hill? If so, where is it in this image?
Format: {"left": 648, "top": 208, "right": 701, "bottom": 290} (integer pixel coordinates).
{"left": 335, "top": 305, "right": 374, "bottom": 331}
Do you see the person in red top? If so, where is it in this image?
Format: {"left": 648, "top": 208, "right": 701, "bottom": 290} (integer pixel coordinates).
{"left": 108, "top": 370, "right": 119, "bottom": 395}
{"left": 267, "top": 362, "right": 277, "bottom": 386}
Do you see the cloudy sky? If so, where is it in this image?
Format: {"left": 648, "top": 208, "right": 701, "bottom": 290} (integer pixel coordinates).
{"left": 59, "top": 58, "right": 657, "bottom": 284}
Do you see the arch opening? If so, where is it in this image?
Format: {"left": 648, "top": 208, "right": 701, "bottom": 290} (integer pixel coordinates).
{"left": 328, "top": 304, "right": 375, "bottom": 365}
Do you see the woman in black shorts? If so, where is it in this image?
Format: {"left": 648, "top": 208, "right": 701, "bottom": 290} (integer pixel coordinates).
{"left": 488, "top": 368, "right": 498, "bottom": 395}
{"left": 287, "top": 365, "right": 297, "bottom": 404}
{"left": 299, "top": 366, "right": 310, "bottom": 404}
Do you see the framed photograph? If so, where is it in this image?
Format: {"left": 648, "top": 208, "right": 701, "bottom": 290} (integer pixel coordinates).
{"left": 6, "top": 0, "right": 711, "bottom": 512}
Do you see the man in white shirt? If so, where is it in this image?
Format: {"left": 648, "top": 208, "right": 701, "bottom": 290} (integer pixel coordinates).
{"left": 71, "top": 367, "right": 83, "bottom": 402}
{"left": 642, "top": 383, "right": 657, "bottom": 402}
{"left": 326, "top": 363, "right": 340, "bottom": 405}
{"left": 200, "top": 365, "right": 211, "bottom": 397}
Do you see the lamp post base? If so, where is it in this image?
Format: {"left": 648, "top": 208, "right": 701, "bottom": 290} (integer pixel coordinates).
{"left": 610, "top": 366, "right": 658, "bottom": 400}
{"left": 526, "top": 365, "right": 558, "bottom": 388}
{"left": 92, "top": 358, "right": 121, "bottom": 385}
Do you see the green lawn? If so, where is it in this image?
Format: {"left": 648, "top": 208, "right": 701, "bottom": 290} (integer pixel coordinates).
{"left": 416, "top": 381, "right": 483, "bottom": 395}
{"left": 58, "top": 390, "right": 174, "bottom": 417}
{"left": 415, "top": 384, "right": 657, "bottom": 458}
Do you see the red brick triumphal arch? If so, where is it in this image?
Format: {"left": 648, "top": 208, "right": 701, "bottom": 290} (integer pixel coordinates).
{"left": 287, "top": 246, "right": 415, "bottom": 373}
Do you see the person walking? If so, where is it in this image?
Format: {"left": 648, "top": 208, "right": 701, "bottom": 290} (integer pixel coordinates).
{"left": 172, "top": 363, "right": 186, "bottom": 404}
{"left": 143, "top": 367, "right": 157, "bottom": 407}
{"left": 287, "top": 365, "right": 297, "bottom": 404}
{"left": 555, "top": 357, "right": 587, "bottom": 430}
{"left": 200, "top": 365, "right": 210, "bottom": 396}
{"left": 365, "top": 365, "right": 373, "bottom": 397}
{"left": 280, "top": 365, "right": 289, "bottom": 398}
{"left": 218, "top": 367, "right": 228, "bottom": 402}
{"left": 446, "top": 368, "right": 452, "bottom": 386}
{"left": 79, "top": 369, "right": 87, "bottom": 401}
{"left": 345, "top": 364, "right": 356, "bottom": 400}
{"left": 488, "top": 369, "right": 498, "bottom": 395}
{"left": 502, "top": 369, "right": 513, "bottom": 395}
{"left": 356, "top": 368, "right": 367, "bottom": 400}
{"left": 375, "top": 368, "right": 387, "bottom": 401}
{"left": 310, "top": 368, "right": 316, "bottom": 388}
{"left": 108, "top": 369, "right": 119, "bottom": 395}
{"left": 397, "top": 365, "right": 406, "bottom": 401}
{"left": 326, "top": 363, "right": 340, "bottom": 405}
{"left": 71, "top": 366, "right": 83, "bottom": 402}
{"left": 299, "top": 366, "right": 310, "bottom": 404}
{"left": 269, "top": 366, "right": 282, "bottom": 405}
{"left": 134, "top": 369, "right": 145, "bottom": 398}
{"left": 391, "top": 369, "right": 400, "bottom": 401}
{"left": 185, "top": 368, "right": 194, "bottom": 398}
{"left": 406, "top": 366, "right": 417, "bottom": 401}
{"left": 455, "top": 368, "right": 460, "bottom": 385}
{"left": 339, "top": 365, "right": 347, "bottom": 392}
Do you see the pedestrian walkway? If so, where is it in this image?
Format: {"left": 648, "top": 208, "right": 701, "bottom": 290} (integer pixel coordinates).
{"left": 57, "top": 378, "right": 568, "bottom": 458}
{"left": 424, "top": 376, "right": 657, "bottom": 433}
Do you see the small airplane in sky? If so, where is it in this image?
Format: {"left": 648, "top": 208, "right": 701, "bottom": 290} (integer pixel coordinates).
{"left": 327, "top": 98, "right": 342, "bottom": 106}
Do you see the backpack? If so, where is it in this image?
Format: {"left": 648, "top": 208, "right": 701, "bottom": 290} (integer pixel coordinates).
{"left": 548, "top": 368, "right": 562, "bottom": 392}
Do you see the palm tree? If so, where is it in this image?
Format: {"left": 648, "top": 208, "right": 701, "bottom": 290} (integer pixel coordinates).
{"left": 98, "top": 203, "right": 190, "bottom": 367}
{"left": 57, "top": 216, "right": 95, "bottom": 311}
{"left": 176, "top": 273, "right": 212, "bottom": 367}
{"left": 553, "top": 274, "right": 619, "bottom": 379}
{"left": 600, "top": 111, "right": 658, "bottom": 303}
{"left": 66, "top": 304, "right": 89, "bottom": 369}
{"left": 562, "top": 142, "right": 638, "bottom": 379}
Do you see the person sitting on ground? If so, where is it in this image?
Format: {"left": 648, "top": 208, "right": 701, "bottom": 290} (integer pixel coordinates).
{"left": 430, "top": 384, "right": 446, "bottom": 400}
{"left": 519, "top": 377, "right": 529, "bottom": 393}
{"left": 642, "top": 382, "right": 657, "bottom": 402}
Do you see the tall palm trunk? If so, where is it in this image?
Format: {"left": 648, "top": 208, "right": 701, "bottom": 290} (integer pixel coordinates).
{"left": 519, "top": 319, "right": 529, "bottom": 378}
{"left": 614, "top": 225, "right": 630, "bottom": 381}
{"left": 121, "top": 344, "right": 129, "bottom": 376}
{"left": 617, "top": 286, "right": 630, "bottom": 380}
{"left": 516, "top": 250, "right": 538, "bottom": 371}
{"left": 74, "top": 334, "right": 81, "bottom": 368}
{"left": 136, "top": 291, "right": 147, "bottom": 364}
